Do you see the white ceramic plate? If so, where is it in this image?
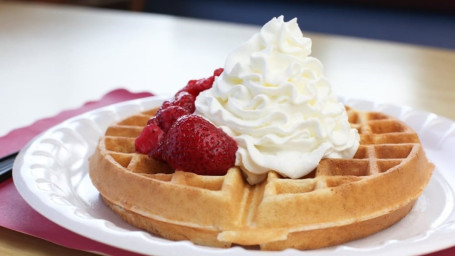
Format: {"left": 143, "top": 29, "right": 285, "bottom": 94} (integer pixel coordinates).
{"left": 13, "top": 96, "right": 455, "bottom": 256}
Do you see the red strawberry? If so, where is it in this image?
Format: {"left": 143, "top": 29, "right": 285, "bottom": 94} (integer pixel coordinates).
{"left": 182, "top": 77, "right": 214, "bottom": 97}
{"left": 147, "top": 116, "right": 159, "bottom": 125}
{"left": 156, "top": 106, "right": 190, "bottom": 132}
{"left": 161, "top": 91, "right": 195, "bottom": 113}
{"left": 158, "top": 114, "right": 237, "bottom": 175}
{"left": 135, "top": 122, "right": 165, "bottom": 154}
{"left": 213, "top": 68, "right": 224, "bottom": 77}
{"left": 137, "top": 68, "right": 226, "bottom": 161}
{"left": 178, "top": 68, "right": 223, "bottom": 97}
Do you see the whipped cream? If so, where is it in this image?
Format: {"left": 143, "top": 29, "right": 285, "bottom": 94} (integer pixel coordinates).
{"left": 195, "top": 16, "right": 359, "bottom": 184}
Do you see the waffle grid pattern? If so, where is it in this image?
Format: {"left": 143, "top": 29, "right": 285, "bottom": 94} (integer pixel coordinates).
{"left": 90, "top": 107, "right": 433, "bottom": 250}
{"left": 103, "top": 108, "right": 419, "bottom": 192}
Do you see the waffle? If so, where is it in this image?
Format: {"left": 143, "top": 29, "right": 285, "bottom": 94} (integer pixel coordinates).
{"left": 89, "top": 106, "right": 434, "bottom": 250}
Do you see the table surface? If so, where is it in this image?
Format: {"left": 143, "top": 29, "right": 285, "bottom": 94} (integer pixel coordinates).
{"left": 1, "top": 1, "right": 454, "bottom": 255}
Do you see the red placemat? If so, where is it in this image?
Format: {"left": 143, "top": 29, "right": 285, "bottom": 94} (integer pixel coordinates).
{"left": 0, "top": 88, "right": 453, "bottom": 255}
{"left": 0, "top": 89, "right": 152, "bottom": 256}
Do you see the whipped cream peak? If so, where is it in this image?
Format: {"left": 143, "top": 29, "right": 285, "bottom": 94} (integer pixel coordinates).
{"left": 196, "top": 16, "right": 360, "bottom": 184}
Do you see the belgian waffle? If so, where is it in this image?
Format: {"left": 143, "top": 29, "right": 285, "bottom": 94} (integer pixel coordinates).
{"left": 89, "top": 106, "right": 434, "bottom": 250}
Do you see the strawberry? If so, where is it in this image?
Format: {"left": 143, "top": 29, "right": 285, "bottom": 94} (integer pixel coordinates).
{"left": 147, "top": 116, "right": 159, "bottom": 125}
{"left": 158, "top": 114, "right": 237, "bottom": 175}
{"left": 156, "top": 106, "right": 190, "bottom": 132}
{"left": 178, "top": 68, "right": 223, "bottom": 97}
{"left": 136, "top": 68, "right": 227, "bottom": 163}
{"left": 135, "top": 122, "right": 165, "bottom": 154}
{"left": 182, "top": 77, "right": 214, "bottom": 97}
{"left": 213, "top": 68, "right": 224, "bottom": 77}
{"left": 161, "top": 91, "right": 195, "bottom": 113}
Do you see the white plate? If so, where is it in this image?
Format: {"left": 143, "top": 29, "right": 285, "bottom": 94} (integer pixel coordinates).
{"left": 13, "top": 96, "right": 455, "bottom": 256}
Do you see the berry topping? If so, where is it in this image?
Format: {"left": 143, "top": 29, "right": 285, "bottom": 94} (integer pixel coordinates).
{"left": 147, "top": 116, "right": 159, "bottom": 125}
{"left": 182, "top": 77, "right": 214, "bottom": 97}
{"left": 135, "top": 68, "right": 236, "bottom": 175}
{"left": 161, "top": 91, "right": 195, "bottom": 113}
{"left": 135, "top": 122, "right": 165, "bottom": 155}
{"left": 178, "top": 68, "right": 223, "bottom": 97}
{"left": 156, "top": 106, "right": 191, "bottom": 132}
{"left": 213, "top": 68, "right": 224, "bottom": 77}
{"left": 159, "top": 114, "right": 237, "bottom": 175}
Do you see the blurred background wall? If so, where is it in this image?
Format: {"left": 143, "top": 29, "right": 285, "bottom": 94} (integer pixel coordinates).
{"left": 7, "top": 0, "right": 455, "bottom": 49}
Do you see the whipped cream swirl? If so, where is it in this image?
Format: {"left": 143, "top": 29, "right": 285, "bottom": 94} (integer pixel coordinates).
{"left": 195, "top": 16, "right": 359, "bottom": 184}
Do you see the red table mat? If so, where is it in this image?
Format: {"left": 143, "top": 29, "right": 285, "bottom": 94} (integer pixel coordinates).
{"left": 0, "top": 89, "right": 152, "bottom": 256}
{"left": 0, "top": 88, "right": 453, "bottom": 255}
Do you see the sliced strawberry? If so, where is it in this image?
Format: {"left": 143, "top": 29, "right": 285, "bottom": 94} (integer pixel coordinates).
{"left": 182, "top": 77, "right": 214, "bottom": 97}
{"left": 159, "top": 114, "right": 237, "bottom": 175}
{"left": 213, "top": 68, "right": 224, "bottom": 77}
{"left": 147, "top": 116, "right": 159, "bottom": 125}
{"left": 136, "top": 68, "right": 228, "bottom": 164}
{"left": 156, "top": 106, "right": 190, "bottom": 132}
{"left": 178, "top": 68, "right": 223, "bottom": 97}
{"left": 160, "top": 91, "right": 195, "bottom": 113}
{"left": 135, "top": 123, "right": 165, "bottom": 154}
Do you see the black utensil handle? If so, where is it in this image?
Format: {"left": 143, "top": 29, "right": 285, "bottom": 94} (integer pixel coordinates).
{"left": 0, "top": 152, "right": 19, "bottom": 182}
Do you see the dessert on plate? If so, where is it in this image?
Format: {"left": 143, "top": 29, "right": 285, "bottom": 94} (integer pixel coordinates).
{"left": 89, "top": 16, "right": 434, "bottom": 250}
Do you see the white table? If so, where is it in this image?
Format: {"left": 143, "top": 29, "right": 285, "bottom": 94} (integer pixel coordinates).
{"left": 2, "top": 1, "right": 455, "bottom": 138}
{"left": 0, "top": 1, "right": 258, "bottom": 136}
